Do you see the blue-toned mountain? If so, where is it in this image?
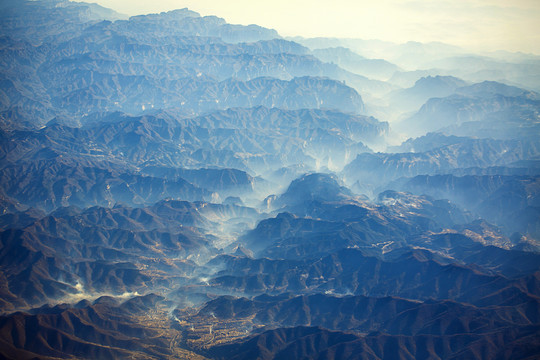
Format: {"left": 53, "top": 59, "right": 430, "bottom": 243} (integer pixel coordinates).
{"left": 1, "top": 1, "right": 539, "bottom": 359}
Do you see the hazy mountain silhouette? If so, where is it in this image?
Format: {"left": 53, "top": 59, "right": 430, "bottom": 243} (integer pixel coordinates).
{"left": 0, "top": 1, "right": 539, "bottom": 359}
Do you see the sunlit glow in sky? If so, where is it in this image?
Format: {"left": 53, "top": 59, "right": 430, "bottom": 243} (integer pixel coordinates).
{"left": 88, "top": 0, "right": 540, "bottom": 54}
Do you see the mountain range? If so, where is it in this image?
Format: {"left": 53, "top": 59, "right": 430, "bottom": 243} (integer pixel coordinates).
{"left": 0, "top": 1, "right": 539, "bottom": 359}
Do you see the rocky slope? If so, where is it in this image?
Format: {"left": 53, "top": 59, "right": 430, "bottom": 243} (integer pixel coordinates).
{"left": 0, "top": 1, "right": 539, "bottom": 359}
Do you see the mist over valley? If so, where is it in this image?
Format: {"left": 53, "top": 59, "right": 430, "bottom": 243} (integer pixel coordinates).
{"left": 0, "top": 1, "right": 539, "bottom": 359}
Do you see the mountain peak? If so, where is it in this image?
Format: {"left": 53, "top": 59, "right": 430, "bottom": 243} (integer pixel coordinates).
{"left": 275, "top": 173, "right": 354, "bottom": 210}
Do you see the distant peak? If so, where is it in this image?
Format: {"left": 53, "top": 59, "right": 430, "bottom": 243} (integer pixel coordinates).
{"left": 164, "top": 8, "right": 201, "bottom": 18}
{"left": 130, "top": 7, "right": 201, "bottom": 21}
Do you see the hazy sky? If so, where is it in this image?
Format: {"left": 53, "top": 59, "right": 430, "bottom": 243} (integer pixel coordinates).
{"left": 88, "top": 0, "right": 540, "bottom": 54}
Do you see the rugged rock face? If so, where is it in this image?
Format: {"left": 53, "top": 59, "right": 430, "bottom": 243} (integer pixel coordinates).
{"left": 343, "top": 136, "right": 539, "bottom": 191}
{"left": 207, "top": 325, "right": 540, "bottom": 360}
{"left": 1, "top": 2, "right": 373, "bottom": 129}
